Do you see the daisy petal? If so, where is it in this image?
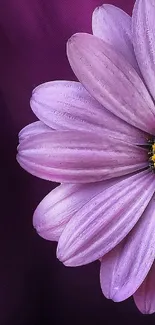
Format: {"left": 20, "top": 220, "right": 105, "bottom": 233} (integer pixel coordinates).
{"left": 100, "top": 194, "right": 155, "bottom": 302}
{"left": 33, "top": 178, "right": 124, "bottom": 241}
{"left": 17, "top": 130, "right": 147, "bottom": 183}
{"left": 92, "top": 4, "right": 139, "bottom": 72}
{"left": 57, "top": 170, "right": 155, "bottom": 266}
{"left": 19, "top": 121, "right": 53, "bottom": 142}
{"left": 132, "top": 0, "right": 155, "bottom": 101}
{"left": 67, "top": 33, "right": 155, "bottom": 135}
{"left": 31, "top": 81, "right": 147, "bottom": 144}
{"left": 134, "top": 262, "right": 155, "bottom": 314}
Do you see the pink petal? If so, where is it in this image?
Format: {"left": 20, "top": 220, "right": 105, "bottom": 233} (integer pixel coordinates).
{"left": 57, "top": 170, "right": 155, "bottom": 266}
{"left": 31, "top": 81, "right": 147, "bottom": 145}
{"left": 132, "top": 0, "right": 155, "bottom": 101}
{"left": 19, "top": 121, "right": 53, "bottom": 142}
{"left": 33, "top": 178, "right": 124, "bottom": 241}
{"left": 92, "top": 4, "right": 139, "bottom": 72}
{"left": 100, "top": 194, "right": 155, "bottom": 302}
{"left": 67, "top": 33, "right": 155, "bottom": 135}
{"left": 17, "top": 130, "right": 147, "bottom": 183}
{"left": 134, "top": 261, "right": 155, "bottom": 314}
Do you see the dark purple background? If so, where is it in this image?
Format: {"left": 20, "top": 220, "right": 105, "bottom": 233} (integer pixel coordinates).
{"left": 1, "top": 1, "right": 154, "bottom": 324}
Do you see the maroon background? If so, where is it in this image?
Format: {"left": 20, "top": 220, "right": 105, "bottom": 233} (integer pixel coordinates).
{"left": 1, "top": 1, "right": 154, "bottom": 324}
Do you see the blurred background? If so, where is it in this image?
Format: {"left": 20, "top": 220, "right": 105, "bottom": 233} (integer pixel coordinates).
{"left": 1, "top": 0, "right": 154, "bottom": 324}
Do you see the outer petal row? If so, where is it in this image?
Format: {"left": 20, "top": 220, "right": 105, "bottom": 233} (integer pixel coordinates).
{"left": 100, "top": 194, "right": 155, "bottom": 302}
{"left": 134, "top": 262, "right": 155, "bottom": 314}
{"left": 67, "top": 33, "right": 155, "bottom": 135}
{"left": 31, "top": 81, "right": 147, "bottom": 145}
{"left": 33, "top": 177, "right": 125, "bottom": 241}
{"left": 57, "top": 170, "right": 155, "bottom": 266}
{"left": 92, "top": 4, "right": 140, "bottom": 72}
{"left": 132, "top": 0, "right": 155, "bottom": 102}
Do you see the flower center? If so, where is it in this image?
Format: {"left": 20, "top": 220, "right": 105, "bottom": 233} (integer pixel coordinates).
{"left": 148, "top": 140, "right": 155, "bottom": 171}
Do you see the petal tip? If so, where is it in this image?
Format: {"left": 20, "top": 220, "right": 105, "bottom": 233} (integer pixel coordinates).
{"left": 67, "top": 33, "right": 80, "bottom": 45}
{"left": 93, "top": 5, "right": 101, "bottom": 13}
{"left": 67, "top": 32, "right": 90, "bottom": 47}
{"left": 56, "top": 247, "right": 65, "bottom": 262}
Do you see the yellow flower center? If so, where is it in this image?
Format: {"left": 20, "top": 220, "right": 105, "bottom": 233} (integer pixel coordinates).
{"left": 148, "top": 141, "right": 155, "bottom": 170}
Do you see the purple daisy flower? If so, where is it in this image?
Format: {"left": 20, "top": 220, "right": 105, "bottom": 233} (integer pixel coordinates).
{"left": 17, "top": 0, "right": 155, "bottom": 314}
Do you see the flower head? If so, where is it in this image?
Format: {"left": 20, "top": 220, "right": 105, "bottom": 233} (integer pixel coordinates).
{"left": 17, "top": 0, "right": 155, "bottom": 314}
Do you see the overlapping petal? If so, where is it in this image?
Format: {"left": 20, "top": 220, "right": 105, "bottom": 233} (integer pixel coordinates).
{"left": 67, "top": 33, "right": 155, "bottom": 135}
{"left": 92, "top": 4, "right": 139, "bottom": 72}
{"left": 134, "top": 262, "right": 155, "bottom": 314}
{"left": 19, "top": 121, "right": 53, "bottom": 142}
{"left": 100, "top": 194, "right": 155, "bottom": 302}
{"left": 132, "top": 0, "right": 155, "bottom": 101}
{"left": 17, "top": 130, "right": 147, "bottom": 183}
{"left": 31, "top": 80, "right": 147, "bottom": 144}
{"left": 33, "top": 177, "right": 125, "bottom": 241}
{"left": 57, "top": 170, "right": 155, "bottom": 266}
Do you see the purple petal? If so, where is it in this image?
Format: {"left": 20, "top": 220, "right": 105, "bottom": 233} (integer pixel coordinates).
{"left": 17, "top": 130, "right": 147, "bottom": 183}
{"left": 31, "top": 80, "right": 147, "bottom": 145}
{"left": 100, "top": 194, "right": 155, "bottom": 302}
{"left": 134, "top": 262, "right": 155, "bottom": 314}
{"left": 33, "top": 178, "right": 124, "bottom": 241}
{"left": 132, "top": 0, "right": 155, "bottom": 101}
{"left": 19, "top": 121, "right": 53, "bottom": 142}
{"left": 92, "top": 4, "right": 139, "bottom": 72}
{"left": 57, "top": 170, "right": 155, "bottom": 266}
{"left": 67, "top": 33, "right": 155, "bottom": 135}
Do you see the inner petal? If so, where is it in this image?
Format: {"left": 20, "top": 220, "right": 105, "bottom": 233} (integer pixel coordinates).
{"left": 17, "top": 130, "right": 148, "bottom": 184}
